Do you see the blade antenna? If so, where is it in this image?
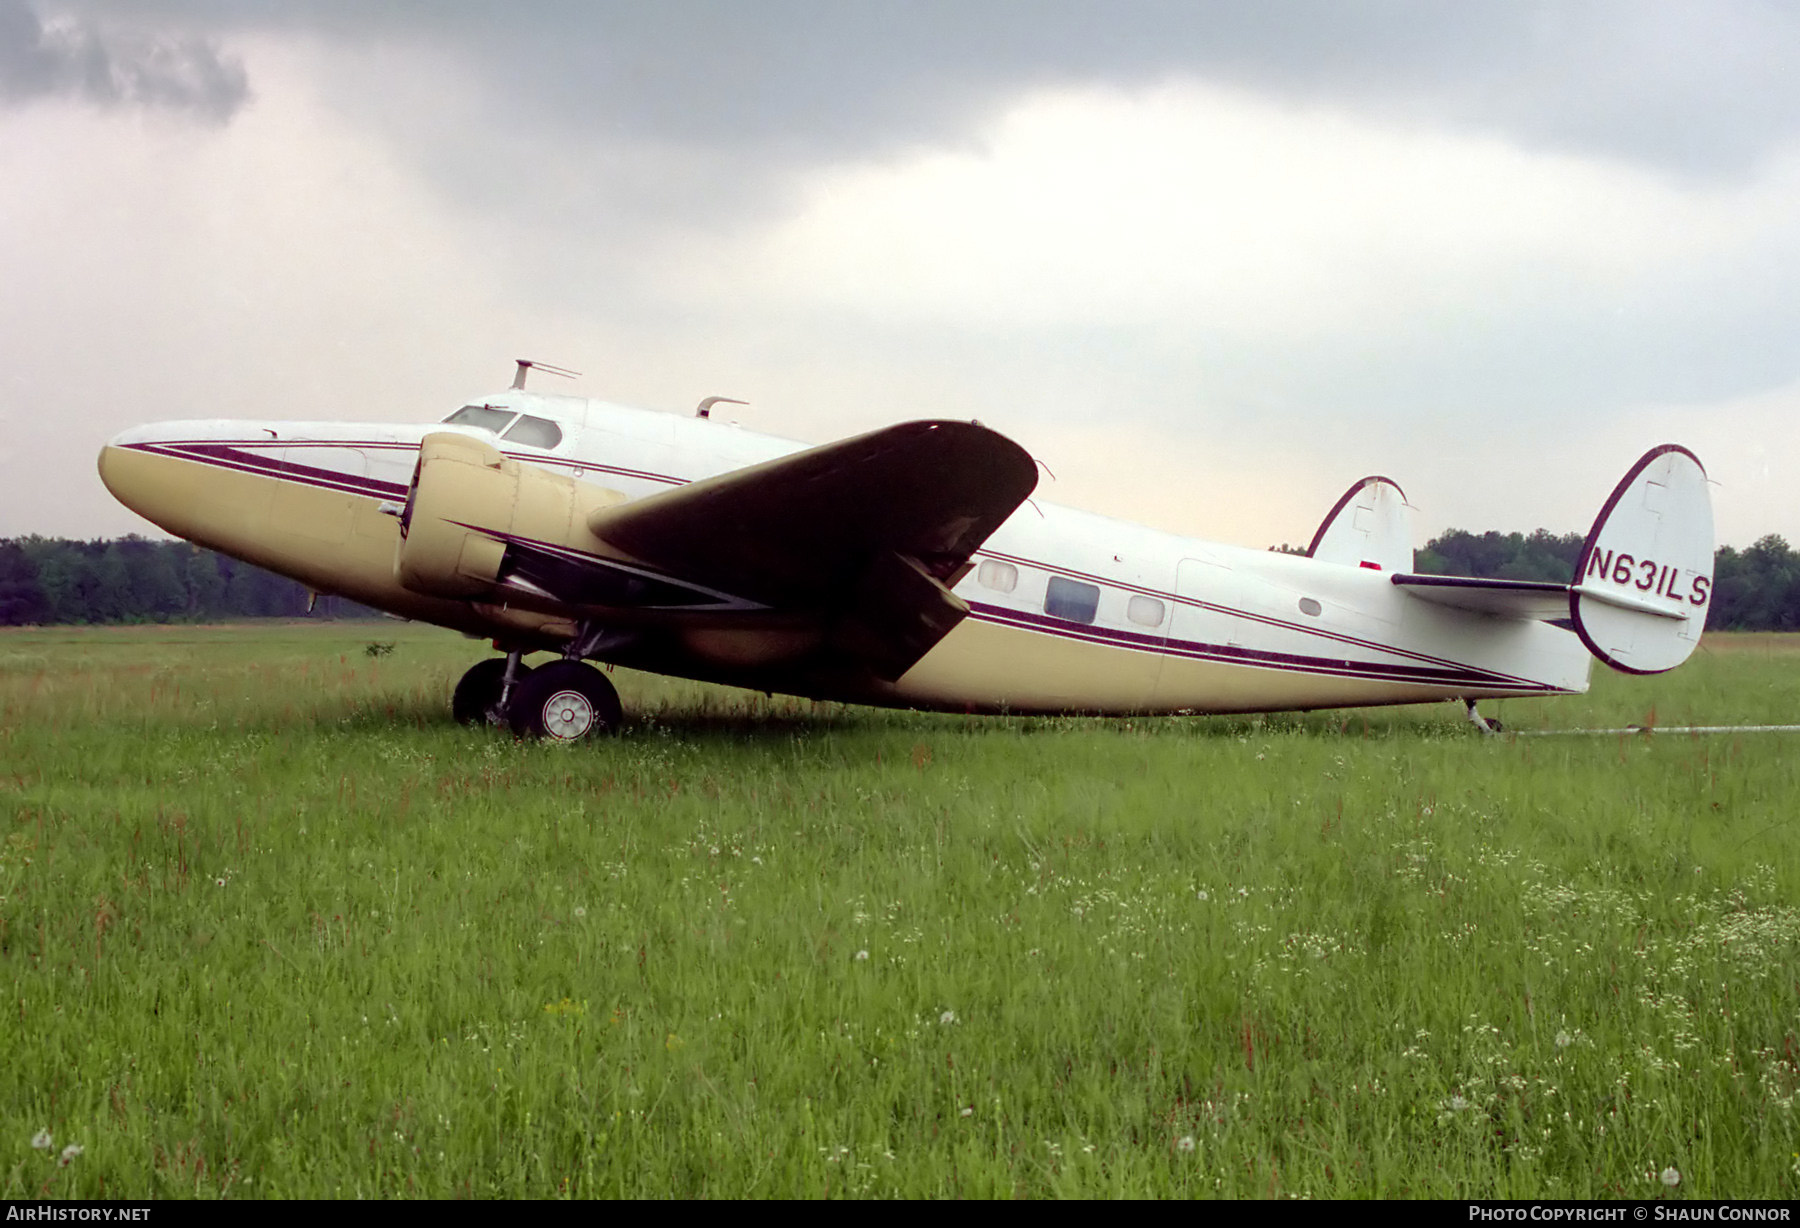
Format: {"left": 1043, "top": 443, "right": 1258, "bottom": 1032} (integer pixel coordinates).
{"left": 696, "top": 396, "right": 748, "bottom": 419}
{"left": 512, "top": 359, "right": 581, "bottom": 390}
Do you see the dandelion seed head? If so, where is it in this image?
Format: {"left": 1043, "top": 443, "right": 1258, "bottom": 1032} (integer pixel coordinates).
{"left": 30, "top": 1130, "right": 51, "bottom": 1150}
{"left": 58, "top": 1144, "right": 82, "bottom": 1166}
{"left": 1661, "top": 1167, "right": 1681, "bottom": 1187}
{"left": 959, "top": 1106, "right": 973, "bottom": 1118}
{"left": 573, "top": 906, "right": 587, "bottom": 919}
{"left": 854, "top": 949, "right": 869, "bottom": 961}
{"left": 1177, "top": 1136, "right": 1196, "bottom": 1152}
{"left": 1196, "top": 890, "right": 1209, "bottom": 901}
{"left": 940, "top": 1010, "right": 958, "bottom": 1026}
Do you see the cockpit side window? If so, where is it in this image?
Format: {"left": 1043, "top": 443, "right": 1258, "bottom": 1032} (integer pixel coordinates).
{"left": 443, "top": 405, "right": 517, "bottom": 434}
{"left": 501, "top": 414, "right": 563, "bottom": 449}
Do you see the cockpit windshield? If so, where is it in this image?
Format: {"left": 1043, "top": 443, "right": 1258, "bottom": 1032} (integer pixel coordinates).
{"left": 441, "top": 405, "right": 564, "bottom": 449}
{"left": 443, "top": 404, "right": 517, "bottom": 434}
{"left": 501, "top": 415, "right": 563, "bottom": 449}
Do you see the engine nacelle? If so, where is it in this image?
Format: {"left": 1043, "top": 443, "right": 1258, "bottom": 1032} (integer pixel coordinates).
{"left": 396, "top": 432, "right": 583, "bottom": 599}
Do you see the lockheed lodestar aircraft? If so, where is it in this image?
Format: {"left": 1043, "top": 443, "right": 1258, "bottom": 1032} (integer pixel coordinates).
{"left": 97, "top": 361, "right": 1715, "bottom": 741}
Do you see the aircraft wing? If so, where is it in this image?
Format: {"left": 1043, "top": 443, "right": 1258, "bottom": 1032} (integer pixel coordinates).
{"left": 590, "top": 420, "right": 1035, "bottom": 605}
{"left": 1390, "top": 573, "right": 1572, "bottom": 621}
{"left": 573, "top": 419, "right": 1039, "bottom": 678}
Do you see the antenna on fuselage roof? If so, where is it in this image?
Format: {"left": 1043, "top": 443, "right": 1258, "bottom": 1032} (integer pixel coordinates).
{"left": 695, "top": 396, "right": 748, "bottom": 419}
{"left": 511, "top": 359, "right": 580, "bottom": 390}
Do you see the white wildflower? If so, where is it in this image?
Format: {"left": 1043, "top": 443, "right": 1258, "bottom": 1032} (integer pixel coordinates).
{"left": 58, "top": 1144, "right": 82, "bottom": 1167}
{"left": 854, "top": 949, "right": 869, "bottom": 961}
{"left": 573, "top": 906, "right": 587, "bottom": 919}
{"left": 1661, "top": 1167, "right": 1681, "bottom": 1187}
{"left": 940, "top": 1010, "right": 958, "bottom": 1026}
{"left": 31, "top": 1129, "right": 51, "bottom": 1150}
{"left": 1177, "top": 1136, "right": 1196, "bottom": 1153}
{"left": 960, "top": 1106, "right": 973, "bottom": 1118}
{"left": 1196, "top": 890, "right": 1209, "bottom": 901}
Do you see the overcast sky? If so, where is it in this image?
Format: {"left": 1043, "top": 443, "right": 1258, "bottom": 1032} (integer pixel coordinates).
{"left": 4, "top": 0, "right": 1798, "bottom": 550}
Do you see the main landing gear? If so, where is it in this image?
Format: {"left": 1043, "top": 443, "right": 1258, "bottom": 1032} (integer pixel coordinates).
{"left": 453, "top": 652, "right": 623, "bottom": 741}
{"left": 1464, "top": 699, "right": 1504, "bottom": 736}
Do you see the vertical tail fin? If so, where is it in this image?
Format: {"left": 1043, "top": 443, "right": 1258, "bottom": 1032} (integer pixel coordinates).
{"left": 1570, "top": 445, "right": 1712, "bottom": 674}
{"left": 1307, "top": 476, "right": 1413, "bottom": 572}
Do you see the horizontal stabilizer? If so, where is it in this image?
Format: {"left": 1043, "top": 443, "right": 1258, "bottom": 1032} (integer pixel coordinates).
{"left": 1390, "top": 573, "right": 1571, "bottom": 621}
{"left": 1392, "top": 444, "right": 1712, "bottom": 676}
{"left": 1308, "top": 476, "right": 1413, "bottom": 572}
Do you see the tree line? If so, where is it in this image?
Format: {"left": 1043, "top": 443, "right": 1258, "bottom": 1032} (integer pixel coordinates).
{"left": 3, "top": 531, "right": 1798, "bottom": 631}
{"left": 0, "top": 537, "right": 377, "bottom": 625}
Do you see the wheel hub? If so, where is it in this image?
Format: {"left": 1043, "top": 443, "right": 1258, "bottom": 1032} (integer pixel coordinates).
{"left": 542, "top": 689, "right": 595, "bottom": 739}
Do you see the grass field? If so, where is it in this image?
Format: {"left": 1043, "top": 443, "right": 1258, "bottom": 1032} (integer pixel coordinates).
{"left": 2, "top": 622, "right": 1798, "bottom": 1198}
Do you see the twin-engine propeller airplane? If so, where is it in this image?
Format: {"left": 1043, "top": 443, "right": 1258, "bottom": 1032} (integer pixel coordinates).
{"left": 97, "top": 361, "right": 1715, "bottom": 741}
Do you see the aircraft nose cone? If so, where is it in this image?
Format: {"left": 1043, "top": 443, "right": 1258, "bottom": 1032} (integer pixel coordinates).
{"left": 98, "top": 432, "right": 132, "bottom": 499}
{"left": 98, "top": 425, "right": 153, "bottom": 503}
{"left": 97, "top": 422, "right": 193, "bottom": 529}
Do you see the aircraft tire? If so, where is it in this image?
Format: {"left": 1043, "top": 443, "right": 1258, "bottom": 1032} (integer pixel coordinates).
{"left": 452, "top": 658, "right": 532, "bottom": 727}
{"left": 505, "top": 660, "right": 623, "bottom": 741}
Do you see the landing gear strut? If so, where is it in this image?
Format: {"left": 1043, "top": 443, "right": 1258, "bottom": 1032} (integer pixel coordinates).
{"left": 1464, "top": 699, "right": 1503, "bottom": 735}
{"left": 452, "top": 655, "right": 532, "bottom": 726}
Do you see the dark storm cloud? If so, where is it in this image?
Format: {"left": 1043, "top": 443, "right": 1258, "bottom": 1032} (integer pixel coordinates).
{"left": 63, "top": 0, "right": 1800, "bottom": 176}
{"left": 0, "top": 0, "right": 246, "bottom": 118}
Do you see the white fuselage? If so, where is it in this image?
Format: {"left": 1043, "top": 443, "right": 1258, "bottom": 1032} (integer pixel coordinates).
{"left": 99, "top": 391, "right": 1592, "bottom": 715}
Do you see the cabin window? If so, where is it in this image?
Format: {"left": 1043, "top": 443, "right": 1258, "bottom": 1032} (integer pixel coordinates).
{"left": 977, "top": 559, "right": 1018, "bottom": 593}
{"left": 1298, "top": 597, "right": 1322, "bottom": 617}
{"left": 1127, "top": 595, "right": 1166, "bottom": 627}
{"left": 502, "top": 414, "right": 563, "bottom": 449}
{"left": 1045, "top": 576, "right": 1100, "bottom": 624}
{"left": 443, "top": 405, "right": 517, "bottom": 434}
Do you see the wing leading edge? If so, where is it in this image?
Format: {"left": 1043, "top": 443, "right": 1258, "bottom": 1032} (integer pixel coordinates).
{"left": 582, "top": 419, "right": 1040, "bottom": 679}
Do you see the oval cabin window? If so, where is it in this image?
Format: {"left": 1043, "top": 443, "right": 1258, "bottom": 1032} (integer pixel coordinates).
{"left": 977, "top": 559, "right": 1018, "bottom": 593}
{"left": 1127, "top": 595, "right": 1166, "bottom": 627}
{"left": 1298, "top": 597, "right": 1322, "bottom": 617}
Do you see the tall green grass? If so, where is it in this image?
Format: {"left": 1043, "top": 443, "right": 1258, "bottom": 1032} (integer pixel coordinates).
{"left": 1, "top": 624, "right": 1797, "bottom": 1197}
